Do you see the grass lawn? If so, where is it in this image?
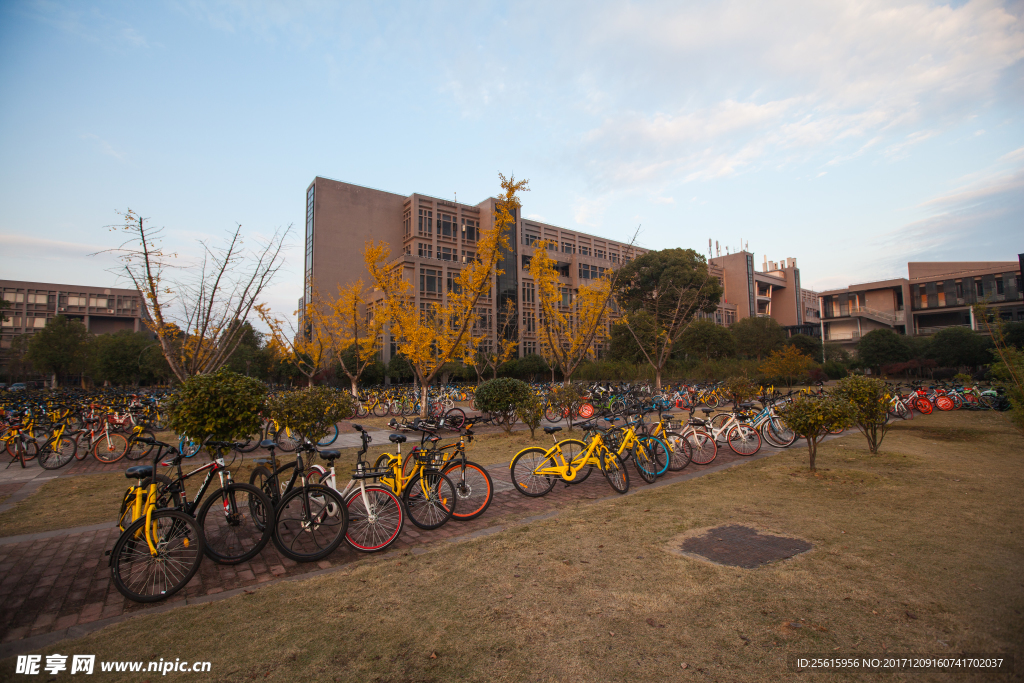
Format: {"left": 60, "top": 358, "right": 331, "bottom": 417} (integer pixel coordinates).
{"left": 5, "top": 410, "right": 1023, "bottom": 681}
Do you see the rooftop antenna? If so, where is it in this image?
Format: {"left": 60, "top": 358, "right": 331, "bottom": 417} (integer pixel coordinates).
{"left": 715, "top": 240, "right": 720, "bottom": 257}
{"left": 708, "top": 238, "right": 712, "bottom": 258}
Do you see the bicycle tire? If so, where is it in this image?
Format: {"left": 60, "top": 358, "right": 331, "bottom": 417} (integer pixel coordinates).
{"left": 444, "top": 408, "right": 467, "bottom": 430}
{"left": 317, "top": 423, "right": 340, "bottom": 447}
{"left": 110, "top": 509, "right": 204, "bottom": 603}
{"left": 373, "top": 454, "right": 402, "bottom": 493}
{"left": 441, "top": 460, "right": 493, "bottom": 520}
{"left": 273, "top": 428, "right": 299, "bottom": 453}
{"left": 403, "top": 471, "right": 456, "bottom": 530}
{"left": 93, "top": 432, "right": 129, "bottom": 463}
{"left": 602, "top": 453, "right": 630, "bottom": 494}
{"left": 117, "top": 474, "right": 175, "bottom": 530}
{"left": 630, "top": 439, "right": 658, "bottom": 484}
{"left": 710, "top": 413, "right": 731, "bottom": 430}
{"left": 510, "top": 447, "right": 558, "bottom": 497}
{"left": 560, "top": 439, "right": 592, "bottom": 484}
{"left": 639, "top": 436, "right": 670, "bottom": 477}
{"left": 686, "top": 430, "right": 717, "bottom": 464}
{"left": 273, "top": 484, "right": 348, "bottom": 562}
{"left": 372, "top": 402, "right": 388, "bottom": 417}
{"left": 345, "top": 485, "right": 404, "bottom": 552}
{"left": 38, "top": 435, "right": 77, "bottom": 470}
{"left": 125, "top": 429, "right": 156, "bottom": 461}
{"left": 197, "top": 483, "right": 274, "bottom": 565}
{"left": 663, "top": 431, "right": 691, "bottom": 471}
{"left": 728, "top": 424, "right": 761, "bottom": 456}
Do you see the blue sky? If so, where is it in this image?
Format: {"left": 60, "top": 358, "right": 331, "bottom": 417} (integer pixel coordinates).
{"left": 1, "top": 0, "right": 1021, "bottom": 321}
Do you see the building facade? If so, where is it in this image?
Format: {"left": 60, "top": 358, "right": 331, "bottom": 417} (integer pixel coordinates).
{"left": 1, "top": 280, "right": 146, "bottom": 349}
{"left": 709, "top": 251, "right": 821, "bottom": 336}
{"left": 817, "top": 258, "right": 1024, "bottom": 352}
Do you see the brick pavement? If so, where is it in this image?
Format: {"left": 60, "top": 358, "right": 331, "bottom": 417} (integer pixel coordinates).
{"left": 0, "top": 421, "right": 790, "bottom": 650}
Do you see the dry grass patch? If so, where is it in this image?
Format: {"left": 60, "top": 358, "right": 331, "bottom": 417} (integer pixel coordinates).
{"left": 4, "top": 410, "right": 1022, "bottom": 681}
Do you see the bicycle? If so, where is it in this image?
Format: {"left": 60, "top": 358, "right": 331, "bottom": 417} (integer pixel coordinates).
{"left": 371, "top": 422, "right": 458, "bottom": 530}
{"left": 509, "top": 422, "right": 630, "bottom": 496}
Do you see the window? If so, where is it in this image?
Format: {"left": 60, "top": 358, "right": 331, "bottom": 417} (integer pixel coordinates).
{"left": 67, "top": 295, "right": 87, "bottom": 307}
{"left": 438, "top": 213, "right": 456, "bottom": 238}
{"left": 975, "top": 279, "right": 984, "bottom": 297}
{"left": 558, "top": 264, "right": 570, "bottom": 278}
{"left": 594, "top": 249, "right": 605, "bottom": 260}
{"left": 578, "top": 264, "right": 606, "bottom": 280}
{"left": 578, "top": 245, "right": 591, "bottom": 257}
{"left": 33, "top": 317, "right": 46, "bottom": 328}
{"left": 937, "top": 282, "right": 945, "bottom": 307}
{"left": 523, "top": 341, "right": 537, "bottom": 355}
{"left": 461, "top": 250, "right": 476, "bottom": 264}
{"left": 996, "top": 276, "right": 1004, "bottom": 295}
{"left": 420, "top": 268, "right": 440, "bottom": 294}
{"left": 546, "top": 241, "right": 558, "bottom": 252}
{"left": 560, "top": 287, "right": 572, "bottom": 308}
{"left": 609, "top": 252, "right": 620, "bottom": 264}
{"left": 462, "top": 217, "right": 479, "bottom": 242}
{"left": 522, "top": 281, "right": 535, "bottom": 303}
{"left": 403, "top": 209, "right": 411, "bottom": 238}
{"left": 439, "top": 246, "right": 455, "bottom": 262}
{"left": 561, "top": 242, "right": 575, "bottom": 254}
{"left": 955, "top": 281, "right": 964, "bottom": 298}
{"left": 476, "top": 307, "right": 492, "bottom": 330}
{"left": 919, "top": 285, "right": 927, "bottom": 309}
{"left": 417, "top": 243, "right": 432, "bottom": 258}
{"left": 418, "top": 209, "right": 433, "bottom": 236}
{"left": 446, "top": 271, "right": 462, "bottom": 294}
{"left": 523, "top": 228, "right": 540, "bottom": 246}
{"left": 522, "top": 311, "right": 536, "bottom": 333}
{"left": 521, "top": 255, "right": 532, "bottom": 270}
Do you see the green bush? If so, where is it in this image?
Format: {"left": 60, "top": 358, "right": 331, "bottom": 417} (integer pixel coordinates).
{"left": 166, "top": 369, "right": 267, "bottom": 443}
{"left": 823, "top": 360, "right": 848, "bottom": 380}
{"left": 833, "top": 375, "right": 892, "bottom": 454}
{"left": 516, "top": 392, "right": 545, "bottom": 439}
{"left": 267, "top": 386, "right": 355, "bottom": 445}
{"left": 475, "top": 377, "right": 533, "bottom": 433}
{"left": 778, "top": 396, "right": 851, "bottom": 471}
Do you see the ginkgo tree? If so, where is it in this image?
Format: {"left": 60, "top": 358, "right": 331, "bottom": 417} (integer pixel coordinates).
{"left": 323, "top": 281, "right": 384, "bottom": 396}
{"left": 528, "top": 240, "right": 618, "bottom": 384}
{"left": 366, "top": 173, "right": 529, "bottom": 416}
{"left": 256, "top": 284, "right": 332, "bottom": 387}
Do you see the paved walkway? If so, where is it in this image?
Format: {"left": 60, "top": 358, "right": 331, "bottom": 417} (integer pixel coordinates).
{"left": 0, "top": 420, "right": 809, "bottom": 657}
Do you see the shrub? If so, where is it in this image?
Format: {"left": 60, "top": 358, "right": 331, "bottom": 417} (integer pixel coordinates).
{"left": 516, "top": 392, "right": 545, "bottom": 440}
{"left": 475, "top": 377, "right": 533, "bottom": 433}
{"left": 823, "top": 360, "right": 848, "bottom": 380}
{"left": 166, "top": 369, "right": 266, "bottom": 443}
{"left": 778, "top": 396, "right": 851, "bottom": 471}
{"left": 833, "top": 375, "right": 892, "bottom": 454}
{"left": 267, "top": 386, "right": 355, "bottom": 445}
{"left": 723, "top": 376, "right": 758, "bottom": 408}
{"left": 759, "top": 346, "right": 815, "bottom": 387}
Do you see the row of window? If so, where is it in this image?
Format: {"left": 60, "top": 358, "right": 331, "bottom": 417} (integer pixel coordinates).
{"left": 1, "top": 317, "right": 47, "bottom": 328}
{"left": 412, "top": 209, "right": 480, "bottom": 241}
{"left": 521, "top": 229, "right": 627, "bottom": 263}
{"left": 411, "top": 243, "right": 477, "bottom": 263}
{"left": 2, "top": 291, "right": 138, "bottom": 309}
{"left": 579, "top": 264, "right": 607, "bottom": 280}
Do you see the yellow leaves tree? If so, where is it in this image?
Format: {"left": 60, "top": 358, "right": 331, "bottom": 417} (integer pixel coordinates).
{"left": 759, "top": 345, "right": 816, "bottom": 388}
{"left": 366, "top": 173, "right": 528, "bottom": 416}
{"left": 323, "top": 281, "right": 384, "bottom": 396}
{"left": 528, "top": 241, "right": 615, "bottom": 383}
{"left": 255, "top": 285, "right": 332, "bottom": 387}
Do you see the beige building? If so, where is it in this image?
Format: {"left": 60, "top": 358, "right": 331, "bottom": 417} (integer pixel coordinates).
{"left": 709, "top": 251, "right": 821, "bottom": 336}
{"left": 818, "top": 258, "right": 1024, "bottom": 352}
{"left": 1, "top": 280, "right": 146, "bottom": 349}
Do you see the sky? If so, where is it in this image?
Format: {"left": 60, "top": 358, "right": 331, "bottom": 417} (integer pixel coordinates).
{"left": 1, "top": 0, "right": 1022, "bottom": 324}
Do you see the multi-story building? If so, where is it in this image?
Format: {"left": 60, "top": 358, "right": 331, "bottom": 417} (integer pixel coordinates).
{"left": 302, "top": 177, "right": 651, "bottom": 364}
{"left": 709, "top": 251, "right": 821, "bottom": 337}
{"left": 817, "top": 258, "right": 1024, "bottom": 352}
{"left": 0, "top": 280, "right": 146, "bottom": 349}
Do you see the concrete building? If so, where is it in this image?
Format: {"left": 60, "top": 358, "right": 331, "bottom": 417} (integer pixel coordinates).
{"left": 302, "top": 177, "right": 651, "bottom": 363}
{"left": 1, "top": 280, "right": 146, "bottom": 349}
{"left": 709, "top": 251, "right": 821, "bottom": 337}
{"left": 817, "top": 258, "right": 1024, "bottom": 352}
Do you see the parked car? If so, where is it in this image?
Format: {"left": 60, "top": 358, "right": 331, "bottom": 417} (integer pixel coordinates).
{"left": 8, "top": 383, "right": 27, "bottom": 391}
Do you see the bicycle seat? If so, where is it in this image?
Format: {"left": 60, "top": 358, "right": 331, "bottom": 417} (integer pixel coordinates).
{"left": 701, "top": 408, "right": 713, "bottom": 415}
{"left": 543, "top": 426, "right": 562, "bottom": 434}
{"left": 318, "top": 450, "right": 341, "bottom": 462}
{"left": 260, "top": 440, "right": 276, "bottom": 449}
{"left": 604, "top": 416, "right": 620, "bottom": 423}
{"left": 661, "top": 413, "right": 674, "bottom": 420}
{"left": 125, "top": 465, "right": 154, "bottom": 480}
{"left": 739, "top": 402, "right": 754, "bottom": 409}
{"left": 351, "top": 424, "right": 364, "bottom": 432}
{"left": 389, "top": 434, "right": 407, "bottom": 444}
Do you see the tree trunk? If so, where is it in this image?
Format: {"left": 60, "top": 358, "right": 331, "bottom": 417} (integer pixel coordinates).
{"left": 350, "top": 376, "right": 358, "bottom": 397}
{"left": 420, "top": 382, "right": 430, "bottom": 418}
{"left": 51, "top": 372, "right": 58, "bottom": 389}
{"left": 808, "top": 437, "right": 817, "bottom": 471}
{"left": 655, "top": 366, "right": 662, "bottom": 391}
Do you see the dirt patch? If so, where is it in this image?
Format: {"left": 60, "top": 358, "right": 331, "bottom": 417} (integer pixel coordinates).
{"left": 670, "top": 525, "right": 813, "bottom": 568}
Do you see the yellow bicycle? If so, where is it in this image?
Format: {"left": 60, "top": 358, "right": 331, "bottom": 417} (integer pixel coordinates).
{"left": 509, "top": 423, "right": 630, "bottom": 496}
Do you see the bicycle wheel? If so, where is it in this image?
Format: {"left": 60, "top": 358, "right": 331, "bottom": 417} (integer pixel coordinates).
{"left": 560, "top": 439, "right": 592, "bottom": 484}
{"left": 544, "top": 404, "right": 562, "bottom": 423}
{"left": 372, "top": 402, "right": 388, "bottom": 417}
{"left": 663, "top": 431, "right": 692, "bottom": 471}
{"left": 602, "top": 453, "right": 630, "bottom": 494}
{"left": 686, "top": 430, "right": 717, "bottom": 464}
{"left": 118, "top": 474, "right": 175, "bottom": 530}
{"left": 317, "top": 423, "right": 340, "bottom": 447}
{"left": 236, "top": 428, "right": 266, "bottom": 453}
{"left": 639, "top": 436, "right": 670, "bottom": 477}
{"left": 38, "top": 435, "right": 77, "bottom": 470}
{"left": 273, "top": 484, "right": 348, "bottom": 562}
{"left": 110, "top": 510, "right": 204, "bottom": 603}
{"left": 630, "top": 439, "right": 658, "bottom": 484}
{"left": 403, "top": 471, "right": 456, "bottom": 530}
{"left": 728, "top": 424, "right": 761, "bottom": 456}
{"left": 345, "top": 485, "right": 404, "bottom": 552}
{"left": 444, "top": 408, "right": 467, "bottom": 430}
{"left": 441, "top": 460, "right": 493, "bottom": 520}
{"left": 273, "top": 428, "right": 299, "bottom": 453}
{"left": 93, "top": 432, "right": 129, "bottom": 463}
{"left": 197, "top": 483, "right": 274, "bottom": 565}
{"left": 125, "top": 429, "right": 156, "bottom": 461}
{"left": 710, "top": 413, "right": 731, "bottom": 430}
{"left": 510, "top": 447, "right": 558, "bottom": 497}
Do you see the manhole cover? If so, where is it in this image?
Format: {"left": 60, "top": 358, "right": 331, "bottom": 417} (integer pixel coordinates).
{"left": 679, "top": 525, "right": 812, "bottom": 568}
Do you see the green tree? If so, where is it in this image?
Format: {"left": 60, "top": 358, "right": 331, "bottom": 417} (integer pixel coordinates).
{"left": 516, "top": 392, "right": 545, "bottom": 440}
{"left": 778, "top": 396, "right": 851, "bottom": 471}
{"left": 974, "top": 304, "right": 1024, "bottom": 432}
{"left": 166, "top": 369, "right": 267, "bottom": 441}
{"left": 1, "top": 334, "right": 32, "bottom": 383}
{"left": 674, "top": 319, "right": 736, "bottom": 360}
{"left": 474, "top": 377, "right": 533, "bottom": 433}
{"left": 223, "top": 322, "right": 265, "bottom": 377}
{"left": 1002, "top": 322, "right": 1024, "bottom": 349}
{"left": 927, "top": 327, "right": 990, "bottom": 368}
{"left": 89, "top": 331, "right": 170, "bottom": 385}
{"left": 0, "top": 298, "right": 10, "bottom": 323}
{"left": 387, "top": 354, "right": 414, "bottom": 382}
{"left": 26, "top": 315, "right": 90, "bottom": 387}
{"left": 731, "top": 316, "right": 786, "bottom": 360}
{"left": 612, "top": 248, "right": 723, "bottom": 389}
{"left": 856, "top": 329, "right": 910, "bottom": 370}
{"left": 759, "top": 346, "right": 815, "bottom": 387}
{"left": 518, "top": 354, "right": 549, "bottom": 382}
{"left": 267, "top": 386, "right": 355, "bottom": 445}
{"left": 788, "top": 334, "right": 823, "bottom": 360}
{"left": 723, "top": 375, "right": 758, "bottom": 409}
{"left": 833, "top": 375, "right": 893, "bottom": 454}
{"left": 608, "top": 314, "right": 657, "bottom": 364}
